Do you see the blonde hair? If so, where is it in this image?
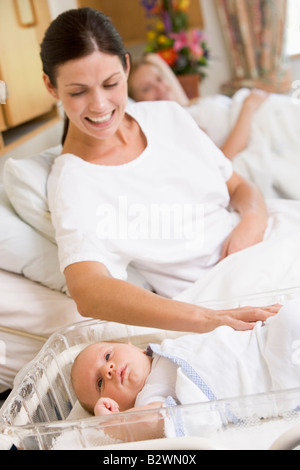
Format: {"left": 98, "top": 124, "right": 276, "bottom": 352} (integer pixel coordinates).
{"left": 128, "top": 53, "right": 189, "bottom": 105}
{"left": 128, "top": 57, "right": 159, "bottom": 100}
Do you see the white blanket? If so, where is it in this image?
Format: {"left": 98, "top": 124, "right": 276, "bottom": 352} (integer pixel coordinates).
{"left": 188, "top": 89, "right": 300, "bottom": 200}
{"left": 175, "top": 198, "right": 300, "bottom": 305}
{"left": 161, "top": 300, "right": 300, "bottom": 439}
{"left": 231, "top": 89, "right": 300, "bottom": 200}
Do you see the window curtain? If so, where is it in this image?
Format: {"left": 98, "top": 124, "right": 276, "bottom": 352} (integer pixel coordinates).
{"left": 215, "top": 0, "right": 291, "bottom": 94}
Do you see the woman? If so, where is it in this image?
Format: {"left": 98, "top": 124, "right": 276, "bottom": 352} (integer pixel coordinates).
{"left": 41, "top": 8, "right": 278, "bottom": 333}
{"left": 128, "top": 56, "right": 269, "bottom": 160}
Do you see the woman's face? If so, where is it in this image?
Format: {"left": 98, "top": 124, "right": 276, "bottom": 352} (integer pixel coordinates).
{"left": 44, "top": 51, "right": 130, "bottom": 142}
{"left": 129, "top": 63, "right": 174, "bottom": 102}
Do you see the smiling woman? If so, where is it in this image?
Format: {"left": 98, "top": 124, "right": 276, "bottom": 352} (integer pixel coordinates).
{"left": 40, "top": 8, "right": 281, "bottom": 336}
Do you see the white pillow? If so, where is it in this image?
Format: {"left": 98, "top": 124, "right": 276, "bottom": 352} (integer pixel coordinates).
{"left": 0, "top": 185, "right": 67, "bottom": 293}
{"left": 3, "top": 145, "right": 62, "bottom": 242}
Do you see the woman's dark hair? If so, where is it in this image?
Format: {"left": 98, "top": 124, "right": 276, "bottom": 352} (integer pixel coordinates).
{"left": 40, "top": 8, "right": 129, "bottom": 144}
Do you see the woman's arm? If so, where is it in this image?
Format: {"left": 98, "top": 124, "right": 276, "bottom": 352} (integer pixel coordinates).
{"left": 65, "top": 260, "right": 279, "bottom": 333}
{"left": 220, "top": 171, "right": 268, "bottom": 260}
{"left": 221, "top": 90, "right": 269, "bottom": 160}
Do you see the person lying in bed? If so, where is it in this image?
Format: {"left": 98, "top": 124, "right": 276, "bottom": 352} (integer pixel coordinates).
{"left": 71, "top": 300, "right": 299, "bottom": 440}
{"left": 41, "top": 8, "right": 279, "bottom": 336}
{"left": 128, "top": 55, "right": 268, "bottom": 161}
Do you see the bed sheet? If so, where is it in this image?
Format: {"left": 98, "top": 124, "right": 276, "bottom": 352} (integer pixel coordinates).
{"left": 0, "top": 269, "right": 83, "bottom": 392}
{"left": 187, "top": 89, "right": 300, "bottom": 200}
{"left": 175, "top": 198, "right": 300, "bottom": 305}
{"left": 228, "top": 89, "right": 300, "bottom": 200}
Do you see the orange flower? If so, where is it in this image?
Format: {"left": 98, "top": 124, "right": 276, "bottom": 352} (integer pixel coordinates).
{"left": 157, "top": 48, "right": 178, "bottom": 66}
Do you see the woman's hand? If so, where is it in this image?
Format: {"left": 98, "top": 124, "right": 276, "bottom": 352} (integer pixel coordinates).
{"left": 201, "top": 304, "right": 281, "bottom": 332}
{"left": 220, "top": 212, "right": 266, "bottom": 260}
{"left": 242, "top": 89, "right": 269, "bottom": 113}
{"left": 94, "top": 397, "right": 120, "bottom": 416}
{"left": 222, "top": 172, "right": 268, "bottom": 260}
{"left": 221, "top": 89, "right": 269, "bottom": 160}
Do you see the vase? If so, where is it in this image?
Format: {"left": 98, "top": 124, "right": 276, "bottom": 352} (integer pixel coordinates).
{"left": 177, "top": 73, "right": 201, "bottom": 100}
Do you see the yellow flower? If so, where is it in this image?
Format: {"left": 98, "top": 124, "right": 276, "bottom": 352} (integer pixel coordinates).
{"left": 157, "top": 34, "right": 168, "bottom": 45}
{"left": 178, "top": 0, "right": 190, "bottom": 11}
{"left": 155, "top": 20, "right": 165, "bottom": 32}
{"left": 147, "top": 30, "right": 157, "bottom": 42}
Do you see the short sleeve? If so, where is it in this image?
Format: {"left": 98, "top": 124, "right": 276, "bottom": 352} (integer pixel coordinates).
{"left": 47, "top": 156, "right": 129, "bottom": 277}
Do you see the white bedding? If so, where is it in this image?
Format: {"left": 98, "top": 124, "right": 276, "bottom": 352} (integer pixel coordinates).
{"left": 187, "top": 88, "right": 300, "bottom": 200}
{"left": 174, "top": 198, "right": 300, "bottom": 305}
{"left": 0, "top": 268, "right": 83, "bottom": 392}
{"left": 231, "top": 89, "right": 300, "bottom": 200}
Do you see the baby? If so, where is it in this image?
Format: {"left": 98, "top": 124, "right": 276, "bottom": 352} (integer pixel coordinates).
{"left": 71, "top": 300, "right": 300, "bottom": 420}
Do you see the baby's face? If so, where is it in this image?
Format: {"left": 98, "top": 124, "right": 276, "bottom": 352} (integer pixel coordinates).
{"left": 72, "top": 342, "right": 152, "bottom": 412}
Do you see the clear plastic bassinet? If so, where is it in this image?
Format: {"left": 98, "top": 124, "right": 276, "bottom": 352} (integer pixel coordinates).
{"left": 1, "top": 286, "right": 300, "bottom": 451}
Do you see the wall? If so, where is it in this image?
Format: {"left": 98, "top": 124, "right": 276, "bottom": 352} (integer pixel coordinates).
{"left": 199, "top": 0, "right": 232, "bottom": 96}
{"left": 0, "top": 0, "right": 74, "bottom": 177}
{"left": 47, "top": 0, "right": 77, "bottom": 18}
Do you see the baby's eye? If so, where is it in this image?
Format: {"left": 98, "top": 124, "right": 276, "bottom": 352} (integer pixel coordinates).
{"left": 105, "top": 353, "right": 110, "bottom": 361}
{"left": 97, "top": 378, "right": 103, "bottom": 389}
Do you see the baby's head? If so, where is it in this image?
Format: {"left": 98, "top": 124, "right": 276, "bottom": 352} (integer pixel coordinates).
{"left": 71, "top": 341, "right": 152, "bottom": 414}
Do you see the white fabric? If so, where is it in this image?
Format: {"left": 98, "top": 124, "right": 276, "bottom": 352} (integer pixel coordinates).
{"left": 135, "top": 355, "right": 178, "bottom": 407}
{"left": 231, "top": 89, "right": 300, "bottom": 200}
{"left": 0, "top": 434, "right": 15, "bottom": 450}
{"left": 137, "top": 301, "right": 300, "bottom": 406}
{"left": 0, "top": 184, "right": 67, "bottom": 293}
{"left": 3, "top": 145, "right": 62, "bottom": 242}
{"left": 0, "top": 269, "right": 83, "bottom": 391}
{"left": 186, "top": 94, "right": 232, "bottom": 148}
{"left": 186, "top": 89, "right": 300, "bottom": 200}
{"left": 47, "top": 101, "right": 234, "bottom": 298}
{"left": 175, "top": 198, "right": 300, "bottom": 305}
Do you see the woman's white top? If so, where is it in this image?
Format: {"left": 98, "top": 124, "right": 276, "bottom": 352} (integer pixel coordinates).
{"left": 47, "top": 101, "right": 234, "bottom": 298}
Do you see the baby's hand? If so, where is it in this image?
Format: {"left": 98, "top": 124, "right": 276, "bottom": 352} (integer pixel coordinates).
{"left": 94, "top": 397, "right": 120, "bottom": 416}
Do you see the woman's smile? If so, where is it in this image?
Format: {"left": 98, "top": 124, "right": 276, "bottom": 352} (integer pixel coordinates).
{"left": 85, "top": 110, "right": 115, "bottom": 128}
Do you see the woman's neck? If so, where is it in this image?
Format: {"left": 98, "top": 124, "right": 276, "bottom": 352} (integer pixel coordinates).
{"left": 63, "top": 113, "right": 147, "bottom": 166}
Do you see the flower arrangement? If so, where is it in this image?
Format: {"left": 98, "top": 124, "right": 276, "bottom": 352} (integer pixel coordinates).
{"left": 141, "top": 0, "right": 209, "bottom": 76}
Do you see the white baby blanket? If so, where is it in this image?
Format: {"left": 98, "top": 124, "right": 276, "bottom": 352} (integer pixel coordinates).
{"left": 157, "top": 300, "right": 300, "bottom": 437}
